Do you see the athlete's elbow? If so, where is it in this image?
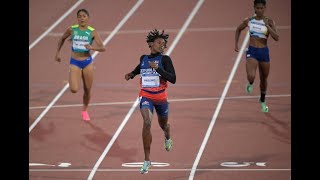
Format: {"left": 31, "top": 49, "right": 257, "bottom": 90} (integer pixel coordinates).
{"left": 100, "top": 47, "right": 106, "bottom": 52}
{"left": 171, "top": 77, "right": 176, "bottom": 84}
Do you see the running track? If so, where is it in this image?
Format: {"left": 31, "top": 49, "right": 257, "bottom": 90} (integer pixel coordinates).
{"left": 29, "top": 0, "right": 291, "bottom": 179}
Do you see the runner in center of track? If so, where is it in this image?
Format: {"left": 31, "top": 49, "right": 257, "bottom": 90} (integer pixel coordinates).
{"left": 125, "top": 29, "right": 176, "bottom": 174}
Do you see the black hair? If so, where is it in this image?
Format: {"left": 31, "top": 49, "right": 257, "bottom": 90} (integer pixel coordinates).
{"left": 77, "top": 9, "right": 89, "bottom": 16}
{"left": 146, "top": 29, "right": 169, "bottom": 48}
{"left": 254, "top": 0, "right": 266, "bottom": 6}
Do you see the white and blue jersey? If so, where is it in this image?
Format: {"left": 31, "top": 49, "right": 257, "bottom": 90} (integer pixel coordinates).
{"left": 248, "top": 17, "right": 269, "bottom": 39}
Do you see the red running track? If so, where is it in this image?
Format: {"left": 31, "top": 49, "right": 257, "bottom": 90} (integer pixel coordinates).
{"left": 29, "top": 0, "right": 291, "bottom": 179}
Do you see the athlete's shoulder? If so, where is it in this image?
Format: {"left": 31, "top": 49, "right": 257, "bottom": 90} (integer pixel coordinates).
{"left": 263, "top": 15, "right": 273, "bottom": 20}
{"left": 248, "top": 16, "right": 256, "bottom": 20}
{"left": 71, "top": 24, "right": 79, "bottom": 29}
{"left": 265, "top": 16, "right": 275, "bottom": 23}
{"left": 161, "top": 55, "right": 173, "bottom": 65}
{"left": 140, "top": 55, "right": 147, "bottom": 61}
{"left": 162, "top": 55, "right": 172, "bottom": 60}
{"left": 239, "top": 17, "right": 250, "bottom": 26}
{"left": 243, "top": 16, "right": 254, "bottom": 23}
{"left": 87, "top": 25, "right": 95, "bottom": 31}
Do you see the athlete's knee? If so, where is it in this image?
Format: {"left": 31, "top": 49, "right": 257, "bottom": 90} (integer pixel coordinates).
{"left": 247, "top": 73, "right": 255, "bottom": 80}
{"left": 83, "top": 90, "right": 91, "bottom": 98}
{"left": 260, "top": 77, "right": 268, "bottom": 84}
{"left": 70, "top": 88, "right": 78, "bottom": 93}
{"left": 143, "top": 120, "right": 152, "bottom": 129}
{"left": 83, "top": 86, "right": 92, "bottom": 93}
{"left": 160, "top": 122, "right": 169, "bottom": 131}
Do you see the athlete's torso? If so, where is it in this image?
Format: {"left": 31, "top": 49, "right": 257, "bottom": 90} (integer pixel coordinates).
{"left": 70, "top": 24, "right": 94, "bottom": 59}
{"left": 140, "top": 54, "right": 167, "bottom": 92}
{"left": 248, "top": 17, "right": 268, "bottom": 47}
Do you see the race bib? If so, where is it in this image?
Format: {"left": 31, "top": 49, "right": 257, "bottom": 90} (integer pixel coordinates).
{"left": 142, "top": 75, "right": 160, "bottom": 88}
{"left": 72, "top": 40, "right": 89, "bottom": 51}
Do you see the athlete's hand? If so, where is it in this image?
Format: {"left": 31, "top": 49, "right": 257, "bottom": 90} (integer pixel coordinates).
{"left": 84, "top": 44, "right": 92, "bottom": 50}
{"left": 125, "top": 73, "right": 132, "bottom": 81}
{"left": 234, "top": 46, "right": 239, "bottom": 52}
{"left": 148, "top": 61, "right": 158, "bottom": 69}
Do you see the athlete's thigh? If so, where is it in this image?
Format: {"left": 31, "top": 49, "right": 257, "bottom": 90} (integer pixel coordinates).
{"left": 258, "top": 61, "right": 270, "bottom": 79}
{"left": 154, "top": 102, "right": 169, "bottom": 118}
{"left": 157, "top": 115, "right": 168, "bottom": 128}
{"left": 140, "top": 108, "right": 153, "bottom": 124}
{"left": 69, "top": 65, "right": 82, "bottom": 90}
{"left": 246, "top": 58, "right": 258, "bottom": 71}
{"left": 82, "top": 63, "right": 94, "bottom": 89}
{"left": 140, "top": 97, "right": 154, "bottom": 121}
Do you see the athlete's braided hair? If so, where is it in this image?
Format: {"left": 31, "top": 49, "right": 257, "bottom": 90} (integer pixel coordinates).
{"left": 146, "top": 29, "right": 169, "bottom": 48}
{"left": 254, "top": 0, "right": 266, "bottom": 5}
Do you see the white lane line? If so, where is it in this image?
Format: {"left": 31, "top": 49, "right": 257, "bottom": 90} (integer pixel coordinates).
{"left": 86, "top": 99, "right": 139, "bottom": 180}
{"left": 85, "top": 0, "right": 144, "bottom": 179}
{"left": 29, "top": 84, "right": 69, "bottom": 133}
{"left": 29, "top": 0, "right": 85, "bottom": 50}
{"left": 29, "top": 0, "right": 144, "bottom": 133}
{"left": 166, "top": 0, "right": 205, "bottom": 55}
{"left": 47, "top": 26, "right": 291, "bottom": 37}
{"left": 30, "top": 168, "right": 291, "bottom": 172}
{"left": 121, "top": 162, "right": 170, "bottom": 167}
{"left": 87, "top": 0, "right": 205, "bottom": 179}
{"left": 29, "top": 94, "right": 291, "bottom": 110}
{"left": 188, "top": 31, "right": 251, "bottom": 179}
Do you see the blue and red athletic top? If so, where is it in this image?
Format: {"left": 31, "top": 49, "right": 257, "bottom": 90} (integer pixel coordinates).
{"left": 129, "top": 53, "right": 176, "bottom": 103}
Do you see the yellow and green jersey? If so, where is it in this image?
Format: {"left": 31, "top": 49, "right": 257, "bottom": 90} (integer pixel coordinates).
{"left": 71, "top": 24, "right": 94, "bottom": 52}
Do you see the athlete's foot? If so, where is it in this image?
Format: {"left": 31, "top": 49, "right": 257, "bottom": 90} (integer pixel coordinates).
{"left": 246, "top": 83, "right": 253, "bottom": 94}
{"left": 81, "top": 111, "right": 90, "bottom": 121}
{"left": 259, "top": 99, "right": 269, "bottom": 113}
{"left": 164, "top": 138, "right": 173, "bottom": 151}
{"left": 140, "top": 160, "right": 151, "bottom": 174}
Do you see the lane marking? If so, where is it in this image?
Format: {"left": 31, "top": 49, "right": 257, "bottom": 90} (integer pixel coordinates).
{"left": 29, "top": 162, "right": 71, "bottom": 167}
{"left": 87, "top": 1, "right": 205, "bottom": 179}
{"left": 256, "top": 162, "right": 267, "bottom": 167}
{"left": 188, "top": 27, "right": 251, "bottom": 179}
{"left": 29, "top": 0, "right": 144, "bottom": 133}
{"left": 86, "top": 1, "right": 144, "bottom": 179}
{"left": 29, "top": 163, "right": 55, "bottom": 167}
{"left": 29, "top": 168, "right": 291, "bottom": 172}
{"left": 29, "top": 94, "right": 291, "bottom": 110}
{"left": 47, "top": 26, "right": 291, "bottom": 37}
{"left": 220, "top": 162, "right": 267, "bottom": 167}
{"left": 166, "top": 0, "right": 205, "bottom": 56}
{"left": 121, "top": 162, "right": 170, "bottom": 167}
{"left": 58, "top": 163, "right": 72, "bottom": 167}
{"left": 29, "top": 0, "right": 85, "bottom": 50}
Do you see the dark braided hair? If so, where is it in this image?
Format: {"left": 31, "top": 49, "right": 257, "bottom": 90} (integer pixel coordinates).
{"left": 254, "top": 0, "right": 266, "bottom": 6}
{"left": 146, "top": 29, "right": 169, "bottom": 48}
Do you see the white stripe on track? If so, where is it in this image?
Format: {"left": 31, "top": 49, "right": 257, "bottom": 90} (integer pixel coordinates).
{"left": 47, "top": 26, "right": 291, "bottom": 37}
{"left": 86, "top": 0, "right": 205, "bottom": 179}
{"left": 29, "top": 94, "right": 291, "bottom": 110}
{"left": 30, "top": 168, "right": 291, "bottom": 172}
{"left": 29, "top": 0, "right": 85, "bottom": 50}
{"left": 188, "top": 30, "right": 251, "bottom": 179}
{"left": 29, "top": 0, "right": 144, "bottom": 133}
{"left": 86, "top": 0, "right": 145, "bottom": 179}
